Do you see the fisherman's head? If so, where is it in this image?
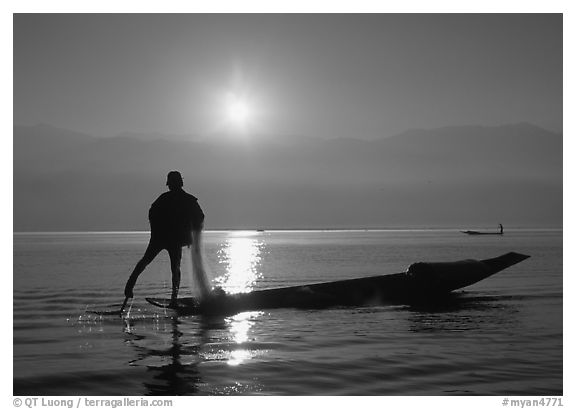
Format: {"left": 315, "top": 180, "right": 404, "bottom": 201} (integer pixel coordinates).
{"left": 166, "top": 171, "right": 184, "bottom": 190}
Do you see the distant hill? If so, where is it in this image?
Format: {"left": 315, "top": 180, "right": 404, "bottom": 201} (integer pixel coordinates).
{"left": 13, "top": 123, "right": 562, "bottom": 231}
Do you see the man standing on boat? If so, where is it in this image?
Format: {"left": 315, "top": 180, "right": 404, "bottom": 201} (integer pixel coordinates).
{"left": 123, "top": 171, "right": 205, "bottom": 306}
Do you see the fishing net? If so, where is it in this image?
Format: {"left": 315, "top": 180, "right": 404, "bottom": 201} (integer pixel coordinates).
{"left": 189, "top": 228, "right": 211, "bottom": 299}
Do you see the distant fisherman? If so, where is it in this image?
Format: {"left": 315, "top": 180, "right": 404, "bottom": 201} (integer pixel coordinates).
{"left": 123, "top": 171, "right": 205, "bottom": 307}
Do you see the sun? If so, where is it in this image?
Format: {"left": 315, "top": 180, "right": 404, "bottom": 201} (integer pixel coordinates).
{"left": 225, "top": 93, "right": 253, "bottom": 128}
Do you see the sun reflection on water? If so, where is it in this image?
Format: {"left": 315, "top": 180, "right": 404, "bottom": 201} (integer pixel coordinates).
{"left": 226, "top": 311, "right": 263, "bottom": 366}
{"left": 213, "top": 231, "right": 266, "bottom": 366}
{"left": 215, "top": 231, "right": 264, "bottom": 294}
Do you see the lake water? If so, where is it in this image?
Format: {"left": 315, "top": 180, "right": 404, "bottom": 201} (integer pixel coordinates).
{"left": 13, "top": 229, "right": 562, "bottom": 395}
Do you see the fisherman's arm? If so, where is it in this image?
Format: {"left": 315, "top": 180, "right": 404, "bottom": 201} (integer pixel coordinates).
{"left": 191, "top": 200, "right": 205, "bottom": 230}
{"left": 148, "top": 195, "right": 165, "bottom": 229}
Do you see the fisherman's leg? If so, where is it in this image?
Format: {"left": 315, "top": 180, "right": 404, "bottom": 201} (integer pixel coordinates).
{"left": 124, "top": 242, "right": 162, "bottom": 298}
{"left": 167, "top": 246, "right": 183, "bottom": 302}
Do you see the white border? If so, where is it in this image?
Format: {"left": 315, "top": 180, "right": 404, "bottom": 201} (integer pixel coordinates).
{"left": 5, "top": 2, "right": 571, "bottom": 404}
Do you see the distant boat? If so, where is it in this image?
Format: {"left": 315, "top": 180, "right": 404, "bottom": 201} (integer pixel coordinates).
{"left": 462, "top": 224, "right": 504, "bottom": 235}
{"left": 461, "top": 230, "right": 503, "bottom": 235}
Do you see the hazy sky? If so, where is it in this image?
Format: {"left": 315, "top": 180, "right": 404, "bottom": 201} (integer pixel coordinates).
{"left": 14, "top": 13, "right": 562, "bottom": 139}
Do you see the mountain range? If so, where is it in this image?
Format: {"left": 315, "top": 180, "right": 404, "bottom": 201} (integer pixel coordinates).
{"left": 13, "top": 123, "right": 562, "bottom": 231}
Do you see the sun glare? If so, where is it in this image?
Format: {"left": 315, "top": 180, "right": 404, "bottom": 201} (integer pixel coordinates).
{"left": 225, "top": 93, "right": 253, "bottom": 128}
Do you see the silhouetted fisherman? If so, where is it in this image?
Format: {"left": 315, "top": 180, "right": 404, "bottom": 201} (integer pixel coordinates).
{"left": 499, "top": 223, "right": 504, "bottom": 234}
{"left": 123, "top": 171, "right": 205, "bottom": 309}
